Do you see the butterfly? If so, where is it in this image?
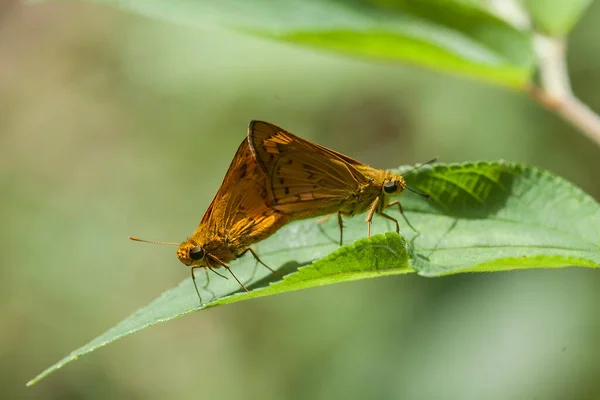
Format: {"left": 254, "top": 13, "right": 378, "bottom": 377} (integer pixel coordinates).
{"left": 247, "top": 120, "right": 432, "bottom": 245}
{"left": 131, "top": 137, "right": 289, "bottom": 303}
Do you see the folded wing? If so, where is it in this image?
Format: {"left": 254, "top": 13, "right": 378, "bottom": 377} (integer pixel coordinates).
{"left": 248, "top": 120, "right": 369, "bottom": 213}
{"left": 194, "top": 137, "right": 286, "bottom": 246}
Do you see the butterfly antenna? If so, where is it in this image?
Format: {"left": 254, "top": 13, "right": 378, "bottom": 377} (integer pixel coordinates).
{"left": 129, "top": 236, "right": 179, "bottom": 246}
{"left": 401, "top": 157, "right": 437, "bottom": 200}
{"left": 401, "top": 157, "right": 438, "bottom": 176}
{"left": 406, "top": 186, "right": 430, "bottom": 199}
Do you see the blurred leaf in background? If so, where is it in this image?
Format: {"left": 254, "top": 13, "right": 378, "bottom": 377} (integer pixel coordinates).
{"left": 82, "top": 0, "right": 537, "bottom": 87}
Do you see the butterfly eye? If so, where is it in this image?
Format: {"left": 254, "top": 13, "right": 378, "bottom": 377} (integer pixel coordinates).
{"left": 189, "top": 246, "right": 205, "bottom": 260}
{"left": 383, "top": 181, "right": 398, "bottom": 194}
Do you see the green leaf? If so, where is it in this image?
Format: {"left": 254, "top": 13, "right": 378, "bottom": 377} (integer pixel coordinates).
{"left": 27, "top": 161, "right": 600, "bottom": 385}
{"left": 403, "top": 162, "right": 600, "bottom": 275}
{"left": 520, "top": 0, "right": 592, "bottom": 36}
{"left": 66, "top": 0, "right": 535, "bottom": 87}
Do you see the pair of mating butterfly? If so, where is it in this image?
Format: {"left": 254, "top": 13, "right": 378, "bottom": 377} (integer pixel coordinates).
{"left": 131, "top": 121, "right": 433, "bottom": 302}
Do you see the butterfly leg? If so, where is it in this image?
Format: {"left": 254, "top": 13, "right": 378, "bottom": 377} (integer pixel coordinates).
{"left": 203, "top": 267, "right": 211, "bottom": 288}
{"left": 190, "top": 266, "right": 203, "bottom": 304}
{"left": 335, "top": 211, "right": 353, "bottom": 246}
{"left": 379, "top": 212, "right": 400, "bottom": 233}
{"left": 241, "top": 245, "right": 261, "bottom": 285}
{"left": 201, "top": 268, "right": 217, "bottom": 302}
{"left": 210, "top": 256, "right": 248, "bottom": 292}
{"left": 208, "top": 267, "right": 229, "bottom": 280}
{"left": 238, "top": 247, "right": 283, "bottom": 282}
{"left": 240, "top": 247, "right": 278, "bottom": 275}
{"left": 385, "top": 200, "right": 418, "bottom": 232}
{"left": 317, "top": 212, "right": 347, "bottom": 246}
{"left": 337, "top": 212, "right": 344, "bottom": 246}
{"left": 316, "top": 214, "right": 333, "bottom": 224}
{"left": 365, "top": 197, "right": 382, "bottom": 238}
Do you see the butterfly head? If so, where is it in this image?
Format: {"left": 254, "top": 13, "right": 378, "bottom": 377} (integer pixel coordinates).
{"left": 177, "top": 240, "right": 208, "bottom": 267}
{"left": 381, "top": 173, "right": 407, "bottom": 197}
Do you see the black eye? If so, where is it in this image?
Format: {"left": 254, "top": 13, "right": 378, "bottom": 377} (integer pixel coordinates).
{"left": 383, "top": 181, "right": 398, "bottom": 194}
{"left": 189, "top": 246, "right": 205, "bottom": 260}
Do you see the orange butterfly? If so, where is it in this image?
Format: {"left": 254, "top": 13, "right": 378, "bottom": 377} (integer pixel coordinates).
{"left": 248, "top": 120, "right": 432, "bottom": 245}
{"left": 131, "top": 137, "right": 289, "bottom": 302}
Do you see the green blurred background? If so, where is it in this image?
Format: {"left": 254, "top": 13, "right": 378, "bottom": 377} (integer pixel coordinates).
{"left": 2, "top": 1, "right": 600, "bottom": 398}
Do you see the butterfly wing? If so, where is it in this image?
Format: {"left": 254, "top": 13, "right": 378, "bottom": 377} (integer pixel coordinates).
{"left": 193, "top": 138, "right": 286, "bottom": 249}
{"left": 248, "top": 120, "right": 370, "bottom": 215}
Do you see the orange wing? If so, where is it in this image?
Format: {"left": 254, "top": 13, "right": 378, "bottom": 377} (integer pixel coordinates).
{"left": 192, "top": 137, "right": 286, "bottom": 247}
{"left": 247, "top": 120, "right": 370, "bottom": 215}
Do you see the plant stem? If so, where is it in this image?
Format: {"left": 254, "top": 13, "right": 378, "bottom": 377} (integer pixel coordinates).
{"left": 527, "top": 35, "right": 600, "bottom": 147}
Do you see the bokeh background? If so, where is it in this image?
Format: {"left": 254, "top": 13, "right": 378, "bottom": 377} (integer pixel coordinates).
{"left": 2, "top": 1, "right": 600, "bottom": 399}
